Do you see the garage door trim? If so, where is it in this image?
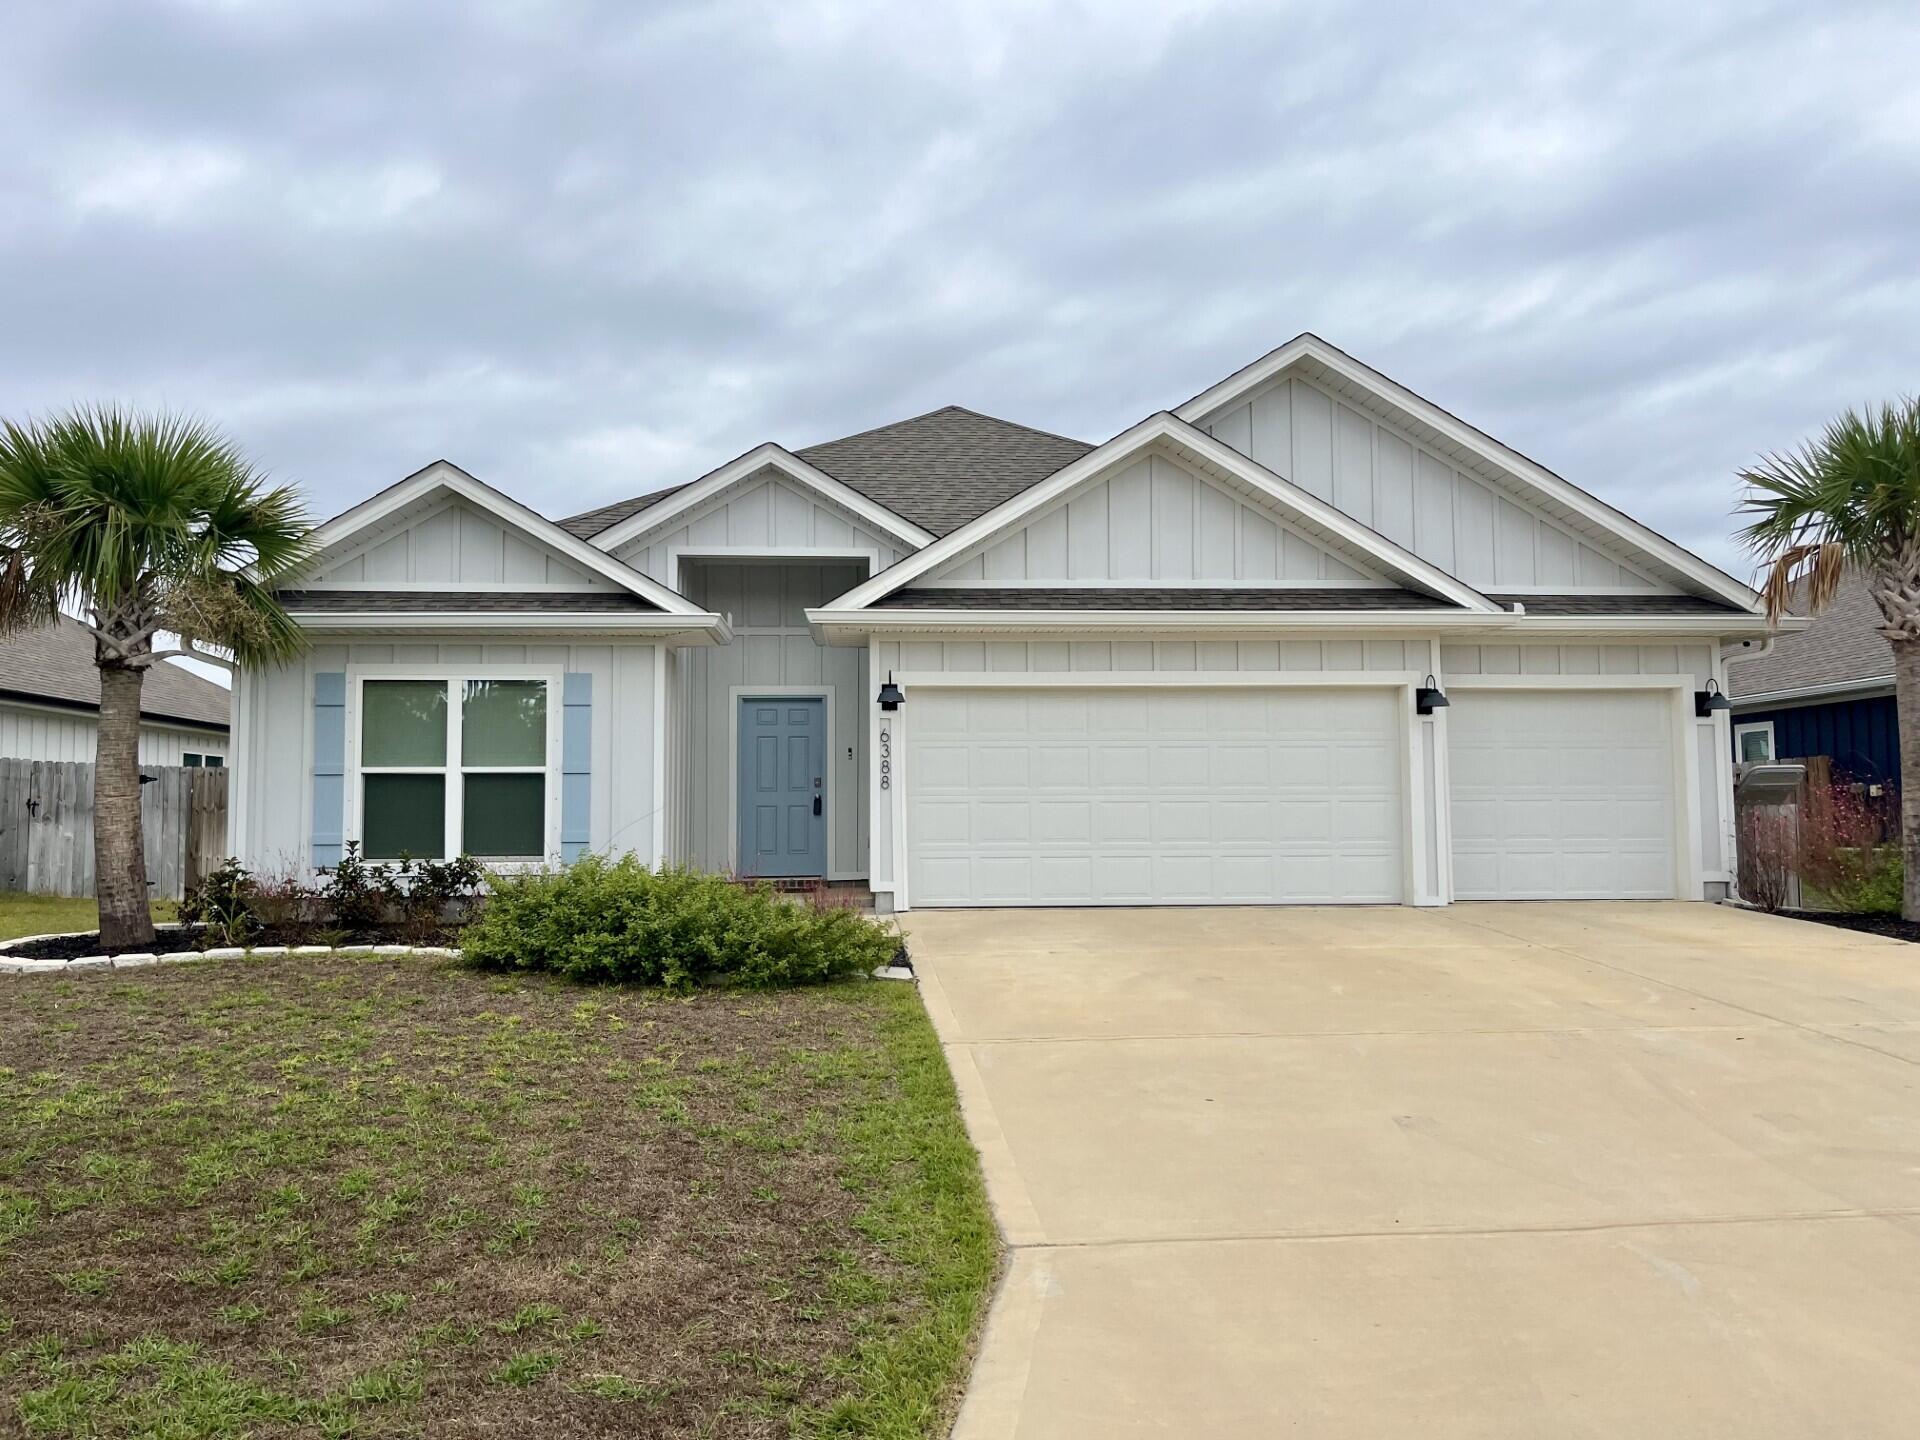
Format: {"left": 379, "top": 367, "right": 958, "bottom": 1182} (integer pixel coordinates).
{"left": 1443, "top": 674, "right": 1704, "bottom": 901}
{"left": 884, "top": 669, "right": 1436, "bottom": 912}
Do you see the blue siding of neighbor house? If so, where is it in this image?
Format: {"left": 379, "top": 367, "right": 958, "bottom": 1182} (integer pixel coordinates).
{"left": 1734, "top": 694, "right": 1900, "bottom": 787}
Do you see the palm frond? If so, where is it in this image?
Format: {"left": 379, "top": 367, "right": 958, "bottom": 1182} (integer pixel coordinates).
{"left": 1739, "top": 396, "right": 1920, "bottom": 621}
{"left": 0, "top": 404, "right": 314, "bottom": 660}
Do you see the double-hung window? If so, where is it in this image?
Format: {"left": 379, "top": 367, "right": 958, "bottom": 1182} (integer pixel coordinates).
{"left": 356, "top": 674, "right": 554, "bottom": 861}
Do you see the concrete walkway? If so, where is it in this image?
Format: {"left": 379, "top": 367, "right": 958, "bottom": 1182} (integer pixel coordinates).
{"left": 907, "top": 903, "right": 1920, "bottom": 1439}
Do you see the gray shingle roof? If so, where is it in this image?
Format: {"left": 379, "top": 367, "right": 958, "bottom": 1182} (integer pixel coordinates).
{"left": 557, "top": 406, "right": 1093, "bottom": 543}
{"left": 873, "top": 588, "right": 1454, "bottom": 611}
{"left": 795, "top": 407, "right": 1092, "bottom": 536}
{"left": 1726, "top": 570, "right": 1892, "bottom": 700}
{"left": 556, "top": 480, "right": 698, "bottom": 540}
{"left": 0, "top": 616, "right": 229, "bottom": 730}
{"left": 1485, "top": 593, "right": 1746, "bottom": 616}
{"left": 277, "top": 590, "right": 660, "bottom": 613}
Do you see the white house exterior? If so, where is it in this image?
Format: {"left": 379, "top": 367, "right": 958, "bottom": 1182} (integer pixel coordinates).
{"left": 0, "top": 616, "right": 229, "bottom": 767}
{"left": 233, "top": 334, "right": 1786, "bottom": 908}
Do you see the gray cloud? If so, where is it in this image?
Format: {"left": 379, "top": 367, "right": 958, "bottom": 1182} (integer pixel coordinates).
{"left": 4, "top": 0, "right": 1917, "bottom": 578}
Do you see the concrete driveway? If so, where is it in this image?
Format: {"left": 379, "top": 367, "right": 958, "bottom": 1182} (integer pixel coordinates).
{"left": 907, "top": 903, "right": 1920, "bottom": 1439}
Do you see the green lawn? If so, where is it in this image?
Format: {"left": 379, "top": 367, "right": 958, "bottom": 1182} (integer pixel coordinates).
{"left": 0, "top": 894, "right": 177, "bottom": 942}
{"left": 0, "top": 954, "right": 997, "bottom": 1437}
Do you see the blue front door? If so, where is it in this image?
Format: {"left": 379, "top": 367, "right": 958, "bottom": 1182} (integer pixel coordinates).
{"left": 737, "top": 697, "right": 827, "bottom": 878}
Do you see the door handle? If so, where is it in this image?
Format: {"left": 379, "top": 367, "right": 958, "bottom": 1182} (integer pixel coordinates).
{"left": 812, "top": 795, "right": 822, "bottom": 817}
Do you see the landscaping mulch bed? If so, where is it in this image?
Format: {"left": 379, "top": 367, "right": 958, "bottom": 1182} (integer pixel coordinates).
{"left": 2, "top": 924, "right": 437, "bottom": 962}
{"left": 1779, "top": 908, "right": 1920, "bottom": 943}
{"left": 0, "top": 953, "right": 994, "bottom": 1437}
{"left": 0, "top": 929, "right": 439, "bottom": 963}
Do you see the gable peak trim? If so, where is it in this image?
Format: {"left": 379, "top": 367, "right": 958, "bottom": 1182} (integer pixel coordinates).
{"left": 830, "top": 412, "right": 1498, "bottom": 613}
{"left": 304, "top": 460, "right": 706, "bottom": 616}
{"left": 1176, "top": 334, "right": 1759, "bottom": 612}
{"left": 585, "top": 442, "right": 935, "bottom": 556}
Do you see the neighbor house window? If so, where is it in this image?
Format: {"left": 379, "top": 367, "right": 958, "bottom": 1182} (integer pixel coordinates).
{"left": 1735, "top": 721, "right": 1775, "bottom": 764}
{"left": 182, "top": 752, "right": 224, "bottom": 768}
{"left": 358, "top": 676, "right": 551, "bottom": 861}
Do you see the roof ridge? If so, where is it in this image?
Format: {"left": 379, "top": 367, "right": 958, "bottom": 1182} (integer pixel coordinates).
{"left": 796, "top": 404, "right": 1089, "bottom": 456}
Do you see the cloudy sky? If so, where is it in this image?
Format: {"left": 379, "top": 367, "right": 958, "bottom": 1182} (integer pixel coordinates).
{"left": 5, "top": 0, "right": 1917, "bottom": 585}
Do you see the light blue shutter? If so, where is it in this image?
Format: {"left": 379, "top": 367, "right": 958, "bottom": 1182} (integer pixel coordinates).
{"left": 312, "top": 672, "right": 346, "bottom": 868}
{"left": 561, "top": 673, "right": 591, "bottom": 863}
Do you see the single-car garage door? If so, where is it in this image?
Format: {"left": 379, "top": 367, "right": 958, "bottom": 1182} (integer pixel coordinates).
{"left": 905, "top": 687, "right": 1404, "bottom": 906}
{"left": 1449, "top": 689, "right": 1676, "bottom": 900}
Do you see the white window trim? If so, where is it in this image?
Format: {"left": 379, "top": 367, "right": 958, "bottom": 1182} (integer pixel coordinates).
{"left": 344, "top": 663, "right": 566, "bottom": 868}
{"left": 1734, "top": 719, "right": 1777, "bottom": 763}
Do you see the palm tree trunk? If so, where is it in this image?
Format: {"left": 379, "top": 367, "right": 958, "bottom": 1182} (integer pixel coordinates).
{"left": 1896, "top": 638, "right": 1920, "bottom": 923}
{"left": 94, "top": 662, "right": 155, "bottom": 948}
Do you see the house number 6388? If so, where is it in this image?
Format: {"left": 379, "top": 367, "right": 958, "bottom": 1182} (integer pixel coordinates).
{"left": 879, "top": 726, "right": 892, "bottom": 790}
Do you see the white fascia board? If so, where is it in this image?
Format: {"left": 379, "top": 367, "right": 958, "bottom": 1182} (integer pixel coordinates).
{"left": 586, "top": 443, "right": 935, "bottom": 555}
{"left": 1174, "top": 334, "right": 1763, "bottom": 614}
{"left": 302, "top": 460, "right": 707, "bottom": 616}
{"left": 806, "top": 606, "right": 1513, "bottom": 635}
{"left": 1730, "top": 674, "right": 1895, "bottom": 709}
{"left": 826, "top": 413, "right": 1499, "bottom": 613}
{"left": 289, "top": 610, "right": 733, "bottom": 643}
{"left": 807, "top": 607, "right": 1788, "bottom": 643}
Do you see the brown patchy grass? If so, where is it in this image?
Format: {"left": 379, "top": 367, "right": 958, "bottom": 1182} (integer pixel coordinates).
{"left": 0, "top": 955, "right": 997, "bottom": 1438}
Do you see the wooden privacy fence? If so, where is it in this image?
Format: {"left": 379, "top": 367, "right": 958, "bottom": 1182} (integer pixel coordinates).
{"left": 0, "top": 759, "right": 229, "bottom": 900}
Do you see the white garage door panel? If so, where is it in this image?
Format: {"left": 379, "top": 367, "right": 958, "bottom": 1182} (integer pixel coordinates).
{"left": 906, "top": 689, "right": 1404, "bottom": 906}
{"left": 1450, "top": 690, "right": 1675, "bottom": 900}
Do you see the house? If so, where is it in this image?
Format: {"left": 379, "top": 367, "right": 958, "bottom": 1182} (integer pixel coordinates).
{"left": 230, "top": 333, "right": 1784, "bottom": 908}
{"left": 0, "top": 615, "right": 230, "bottom": 766}
{"left": 1726, "top": 570, "right": 1898, "bottom": 790}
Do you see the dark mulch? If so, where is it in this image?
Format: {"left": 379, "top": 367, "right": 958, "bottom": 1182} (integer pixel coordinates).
{"left": 1778, "top": 908, "right": 1920, "bottom": 943}
{"left": 4, "top": 923, "right": 440, "bottom": 961}
{"left": 0, "top": 953, "right": 993, "bottom": 1437}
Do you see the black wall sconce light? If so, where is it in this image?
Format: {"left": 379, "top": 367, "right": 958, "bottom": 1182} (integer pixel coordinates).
{"left": 1414, "top": 673, "right": 1450, "bottom": 715}
{"left": 877, "top": 672, "right": 904, "bottom": 711}
{"left": 1694, "top": 678, "right": 1732, "bottom": 717}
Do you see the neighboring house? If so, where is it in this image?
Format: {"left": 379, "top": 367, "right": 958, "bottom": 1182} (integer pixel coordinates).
{"left": 1726, "top": 570, "right": 1898, "bottom": 789}
{"left": 0, "top": 615, "right": 230, "bottom": 766}
{"left": 231, "top": 333, "right": 1783, "bottom": 908}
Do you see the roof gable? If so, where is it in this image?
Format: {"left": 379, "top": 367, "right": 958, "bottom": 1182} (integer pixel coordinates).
{"left": 914, "top": 445, "right": 1392, "bottom": 589}
{"left": 830, "top": 414, "right": 1498, "bottom": 613}
{"left": 1177, "top": 334, "right": 1759, "bottom": 610}
{"left": 300, "top": 461, "right": 704, "bottom": 615}
{"left": 583, "top": 445, "right": 934, "bottom": 556}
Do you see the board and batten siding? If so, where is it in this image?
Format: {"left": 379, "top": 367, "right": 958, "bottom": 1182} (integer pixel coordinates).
{"left": 309, "top": 497, "right": 617, "bottom": 588}
{"left": 0, "top": 700, "right": 225, "bottom": 766}
{"left": 676, "top": 562, "right": 869, "bottom": 879}
{"left": 1438, "top": 641, "right": 1731, "bottom": 883}
{"left": 610, "top": 471, "right": 909, "bottom": 589}
{"left": 866, "top": 635, "right": 1435, "bottom": 908}
{"left": 918, "top": 449, "right": 1384, "bottom": 587}
{"left": 233, "top": 640, "right": 658, "bottom": 879}
{"left": 1200, "top": 377, "right": 1665, "bottom": 591}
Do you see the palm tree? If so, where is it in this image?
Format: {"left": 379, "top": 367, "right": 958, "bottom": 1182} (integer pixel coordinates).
{"left": 0, "top": 408, "right": 311, "bottom": 946}
{"left": 1739, "top": 396, "right": 1920, "bottom": 920}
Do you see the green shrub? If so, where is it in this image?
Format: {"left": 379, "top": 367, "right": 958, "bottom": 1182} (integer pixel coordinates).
{"left": 458, "top": 857, "right": 899, "bottom": 990}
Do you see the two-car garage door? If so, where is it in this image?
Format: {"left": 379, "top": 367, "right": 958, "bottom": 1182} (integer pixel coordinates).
{"left": 906, "top": 688, "right": 1403, "bottom": 906}
{"left": 901, "top": 683, "right": 1681, "bottom": 907}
